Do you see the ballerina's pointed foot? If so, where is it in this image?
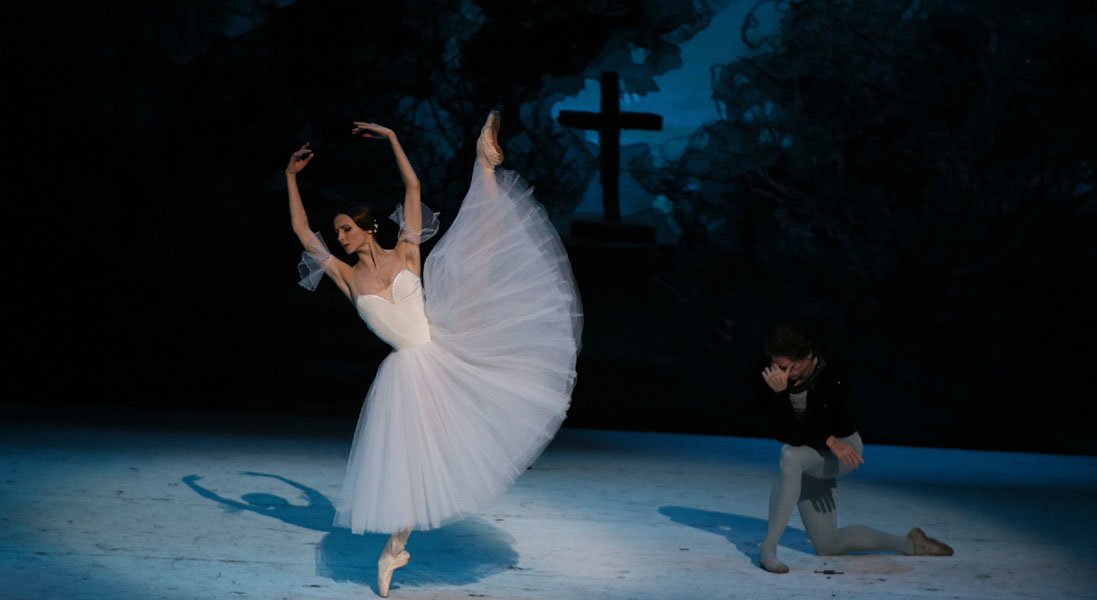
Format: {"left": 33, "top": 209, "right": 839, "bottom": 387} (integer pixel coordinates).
{"left": 907, "top": 527, "right": 954, "bottom": 556}
{"left": 477, "top": 110, "right": 503, "bottom": 169}
{"left": 484, "top": 110, "right": 501, "bottom": 141}
{"left": 377, "top": 549, "right": 410, "bottom": 597}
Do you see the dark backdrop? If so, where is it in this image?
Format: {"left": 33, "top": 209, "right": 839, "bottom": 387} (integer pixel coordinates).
{"left": 7, "top": 0, "right": 1096, "bottom": 456}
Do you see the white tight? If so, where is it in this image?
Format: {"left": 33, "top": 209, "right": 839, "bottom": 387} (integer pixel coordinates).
{"left": 762, "top": 433, "right": 912, "bottom": 556}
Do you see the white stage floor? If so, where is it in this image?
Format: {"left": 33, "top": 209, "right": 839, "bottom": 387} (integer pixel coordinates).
{"left": 2, "top": 405, "right": 1095, "bottom": 599}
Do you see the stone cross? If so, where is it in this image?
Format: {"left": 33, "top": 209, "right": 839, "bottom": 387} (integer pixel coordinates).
{"left": 557, "top": 71, "right": 663, "bottom": 223}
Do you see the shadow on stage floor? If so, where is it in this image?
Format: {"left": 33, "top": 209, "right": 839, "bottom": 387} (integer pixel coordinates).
{"left": 3, "top": 400, "right": 1097, "bottom": 599}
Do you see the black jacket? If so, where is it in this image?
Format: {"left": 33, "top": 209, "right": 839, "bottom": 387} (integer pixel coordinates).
{"left": 757, "top": 356, "right": 858, "bottom": 450}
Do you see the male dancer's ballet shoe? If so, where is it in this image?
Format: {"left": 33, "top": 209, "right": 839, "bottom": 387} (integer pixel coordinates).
{"left": 377, "top": 549, "right": 411, "bottom": 598}
{"left": 476, "top": 110, "right": 504, "bottom": 171}
{"left": 760, "top": 549, "right": 790, "bottom": 573}
{"left": 907, "top": 527, "right": 954, "bottom": 556}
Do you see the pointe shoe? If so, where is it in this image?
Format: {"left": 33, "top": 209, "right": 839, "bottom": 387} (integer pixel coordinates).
{"left": 377, "top": 549, "right": 410, "bottom": 597}
{"left": 907, "top": 527, "right": 954, "bottom": 556}
{"left": 476, "top": 110, "right": 503, "bottom": 170}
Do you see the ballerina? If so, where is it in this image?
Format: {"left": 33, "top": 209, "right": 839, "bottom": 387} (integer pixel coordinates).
{"left": 284, "top": 111, "right": 582, "bottom": 597}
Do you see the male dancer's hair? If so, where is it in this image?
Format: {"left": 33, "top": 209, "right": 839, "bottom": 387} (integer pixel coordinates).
{"left": 763, "top": 320, "right": 816, "bottom": 360}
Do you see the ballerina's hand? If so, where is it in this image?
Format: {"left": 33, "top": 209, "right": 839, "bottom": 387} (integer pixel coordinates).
{"left": 352, "top": 121, "right": 394, "bottom": 139}
{"left": 286, "top": 143, "right": 314, "bottom": 175}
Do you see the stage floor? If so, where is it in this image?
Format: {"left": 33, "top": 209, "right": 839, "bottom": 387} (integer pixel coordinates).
{"left": 2, "top": 405, "right": 1095, "bottom": 599}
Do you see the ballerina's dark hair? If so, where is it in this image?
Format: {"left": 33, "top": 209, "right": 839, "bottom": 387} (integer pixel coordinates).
{"left": 336, "top": 204, "right": 379, "bottom": 233}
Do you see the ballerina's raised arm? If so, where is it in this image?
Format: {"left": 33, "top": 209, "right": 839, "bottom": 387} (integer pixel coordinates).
{"left": 285, "top": 143, "right": 356, "bottom": 298}
{"left": 352, "top": 122, "right": 425, "bottom": 277}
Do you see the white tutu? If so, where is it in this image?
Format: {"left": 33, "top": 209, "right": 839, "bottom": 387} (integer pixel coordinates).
{"left": 320, "top": 161, "right": 582, "bottom": 534}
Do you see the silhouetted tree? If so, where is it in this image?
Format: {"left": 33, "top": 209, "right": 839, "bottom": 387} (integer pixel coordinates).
{"left": 638, "top": 0, "right": 1097, "bottom": 452}
{"left": 12, "top": 0, "right": 734, "bottom": 416}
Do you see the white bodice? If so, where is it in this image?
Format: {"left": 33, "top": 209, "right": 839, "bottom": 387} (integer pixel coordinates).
{"left": 354, "top": 269, "right": 431, "bottom": 350}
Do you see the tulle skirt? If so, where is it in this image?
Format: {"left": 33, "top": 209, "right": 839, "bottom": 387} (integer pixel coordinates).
{"left": 333, "top": 164, "right": 583, "bottom": 534}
